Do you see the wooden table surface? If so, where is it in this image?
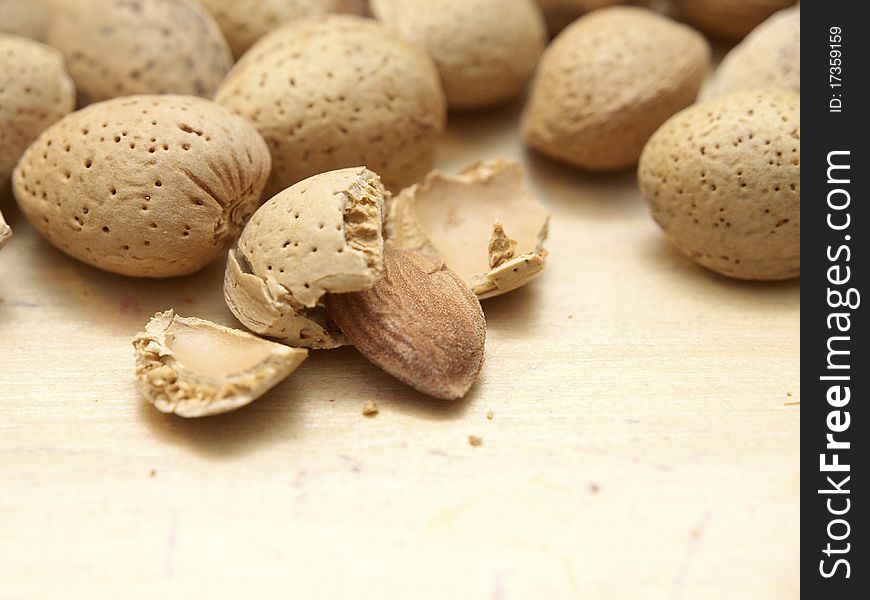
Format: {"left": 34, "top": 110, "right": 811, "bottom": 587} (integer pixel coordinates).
{"left": 0, "top": 99, "right": 799, "bottom": 599}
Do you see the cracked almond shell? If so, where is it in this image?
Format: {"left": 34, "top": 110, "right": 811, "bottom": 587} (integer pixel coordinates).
{"left": 224, "top": 167, "right": 386, "bottom": 349}
{"left": 706, "top": 6, "right": 799, "bottom": 98}
{"left": 327, "top": 249, "right": 486, "bottom": 400}
{"left": 638, "top": 89, "right": 800, "bottom": 280}
{"left": 386, "top": 159, "right": 549, "bottom": 299}
{"left": 1, "top": 34, "right": 76, "bottom": 190}
{"left": 46, "top": 0, "right": 233, "bottom": 106}
{"left": 132, "top": 310, "right": 307, "bottom": 417}
{"left": 12, "top": 95, "right": 271, "bottom": 277}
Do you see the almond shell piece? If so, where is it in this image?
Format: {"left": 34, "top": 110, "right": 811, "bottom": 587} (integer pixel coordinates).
{"left": 132, "top": 310, "right": 308, "bottom": 417}
{"left": 224, "top": 166, "right": 387, "bottom": 348}
{"left": 0, "top": 208, "right": 10, "bottom": 249}
{"left": 386, "top": 159, "right": 549, "bottom": 299}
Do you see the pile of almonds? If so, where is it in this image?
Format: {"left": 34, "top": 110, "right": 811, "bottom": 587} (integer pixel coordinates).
{"left": 0, "top": 0, "right": 799, "bottom": 416}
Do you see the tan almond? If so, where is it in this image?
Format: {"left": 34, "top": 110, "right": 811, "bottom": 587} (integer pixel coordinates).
{"left": 671, "top": 0, "right": 796, "bottom": 41}
{"left": 199, "top": 0, "right": 363, "bottom": 58}
{"left": 522, "top": 7, "right": 710, "bottom": 171}
{"left": 214, "top": 15, "right": 446, "bottom": 195}
{"left": 534, "top": 0, "right": 651, "bottom": 35}
{"left": 327, "top": 249, "right": 486, "bottom": 400}
{"left": 638, "top": 89, "right": 800, "bottom": 280}
{"left": 0, "top": 34, "right": 76, "bottom": 189}
{"left": 370, "top": 0, "right": 546, "bottom": 109}
{"left": 47, "top": 0, "right": 233, "bottom": 106}
{"left": 132, "top": 310, "right": 308, "bottom": 417}
{"left": 706, "top": 6, "right": 799, "bottom": 98}
{"left": 13, "top": 95, "right": 271, "bottom": 278}
{"left": 0, "top": 0, "right": 52, "bottom": 40}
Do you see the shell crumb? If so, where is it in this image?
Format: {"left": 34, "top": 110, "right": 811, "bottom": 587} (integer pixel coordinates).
{"left": 362, "top": 400, "right": 379, "bottom": 417}
{"left": 468, "top": 435, "right": 483, "bottom": 447}
{"left": 488, "top": 221, "right": 517, "bottom": 269}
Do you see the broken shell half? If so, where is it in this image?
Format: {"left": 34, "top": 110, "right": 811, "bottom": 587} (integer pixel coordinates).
{"left": 0, "top": 208, "right": 10, "bottom": 249}
{"left": 385, "top": 159, "right": 549, "bottom": 299}
{"left": 132, "top": 310, "right": 308, "bottom": 417}
{"left": 224, "top": 167, "right": 387, "bottom": 349}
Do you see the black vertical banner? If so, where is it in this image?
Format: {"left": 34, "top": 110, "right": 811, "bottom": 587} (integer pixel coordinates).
{"left": 802, "top": 1, "right": 868, "bottom": 596}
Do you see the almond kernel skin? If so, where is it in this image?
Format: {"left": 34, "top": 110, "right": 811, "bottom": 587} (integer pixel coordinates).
{"left": 327, "top": 249, "right": 486, "bottom": 400}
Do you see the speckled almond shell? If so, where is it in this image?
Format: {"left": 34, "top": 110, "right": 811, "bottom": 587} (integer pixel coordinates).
{"left": 46, "top": 0, "right": 233, "bottom": 106}
{"left": 327, "top": 249, "right": 486, "bottom": 400}
{"left": 224, "top": 167, "right": 386, "bottom": 349}
{"left": 671, "top": 0, "right": 797, "bottom": 40}
{"left": 638, "top": 89, "right": 800, "bottom": 280}
{"left": 199, "top": 0, "right": 363, "bottom": 58}
{"left": 214, "top": 15, "right": 446, "bottom": 195}
{"left": 706, "top": 7, "right": 799, "bottom": 98}
{"left": 13, "top": 95, "right": 271, "bottom": 277}
{"left": 534, "top": 0, "right": 651, "bottom": 34}
{"left": 370, "top": 0, "right": 546, "bottom": 109}
{"left": 522, "top": 7, "right": 710, "bottom": 171}
{"left": 0, "top": 34, "right": 75, "bottom": 189}
{"left": 132, "top": 310, "right": 308, "bottom": 417}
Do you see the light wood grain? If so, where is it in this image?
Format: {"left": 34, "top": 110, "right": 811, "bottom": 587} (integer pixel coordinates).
{"left": 0, "top": 99, "right": 798, "bottom": 599}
